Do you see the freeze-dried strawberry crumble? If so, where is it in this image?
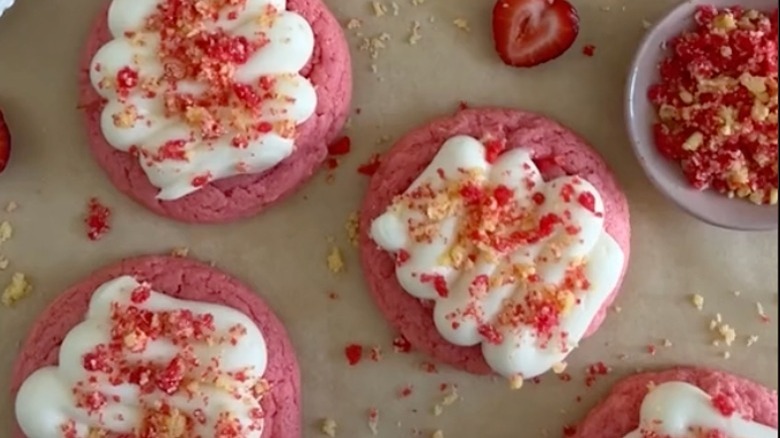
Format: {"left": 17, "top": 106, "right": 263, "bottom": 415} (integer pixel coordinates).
{"left": 649, "top": 6, "right": 779, "bottom": 205}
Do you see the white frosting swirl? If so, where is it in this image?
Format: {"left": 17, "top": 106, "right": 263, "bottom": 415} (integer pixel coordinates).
{"left": 89, "top": 0, "right": 316, "bottom": 200}
{"left": 15, "top": 276, "right": 269, "bottom": 437}
{"left": 0, "top": 0, "right": 13, "bottom": 18}
{"left": 624, "top": 382, "right": 778, "bottom": 438}
{"left": 370, "top": 135, "right": 624, "bottom": 378}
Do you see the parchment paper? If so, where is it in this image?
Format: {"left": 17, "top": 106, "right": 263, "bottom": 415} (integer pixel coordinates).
{"left": 0, "top": 0, "right": 777, "bottom": 437}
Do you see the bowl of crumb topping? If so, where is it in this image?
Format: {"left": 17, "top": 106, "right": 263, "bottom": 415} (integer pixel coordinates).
{"left": 626, "top": 0, "right": 779, "bottom": 230}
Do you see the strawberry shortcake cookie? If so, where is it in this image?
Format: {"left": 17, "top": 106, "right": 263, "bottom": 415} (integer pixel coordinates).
{"left": 11, "top": 256, "right": 300, "bottom": 437}
{"left": 573, "top": 367, "right": 778, "bottom": 437}
{"left": 359, "top": 107, "right": 630, "bottom": 380}
{"left": 80, "top": 0, "right": 352, "bottom": 222}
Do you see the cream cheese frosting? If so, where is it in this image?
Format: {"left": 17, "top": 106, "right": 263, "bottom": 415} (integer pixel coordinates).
{"left": 624, "top": 381, "right": 778, "bottom": 438}
{"left": 370, "top": 135, "right": 624, "bottom": 379}
{"left": 89, "top": 0, "right": 316, "bottom": 200}
{"left": 0, "top": 0, "right": 13, "bottom": 18}
{"left": 15, "top": 275, "right": 269, "bottom": 437}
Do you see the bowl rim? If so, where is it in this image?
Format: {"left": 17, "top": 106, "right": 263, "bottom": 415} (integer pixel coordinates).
{"left": 624, "top": 1, "right": 779, "bottom": 232}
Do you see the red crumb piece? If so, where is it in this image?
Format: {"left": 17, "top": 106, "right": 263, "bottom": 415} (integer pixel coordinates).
{"left": 584, "top": 362, "right": 610, "bottom": 387}
{"left": 483, "top": 138, "right": 506, "bottom": 163}
{"left": 457, "top": 101, "right": 469, "bottom": 111}
{"left": 398, "top": 385, "right": 413, "bottom": 398}
{"left": 711, "top": 393, "right": 737, "bottom": 417}
{"left": 0, "top": 109, "right": 11, "bottom": 174}
{"left": 392, "top": 335, "right": 412, "bottom": 353}
{"left": 646, "top": 344, "right": 657, "bottom": 356}
{"left": 191, "top": 173, "right": 212, "bottom": 188}
{"left": 420, "top": 273, "right": 449, "bottom": 297}
{"left": 130, "top": 284, "right": 152, "bottom": 304}
{"left": 420, "top": 362, "right": 438, "bottom": 373}
{"left": 85, "top": 197, "right": 111, "bottom": 241}
{"left": 563, "top": 425, "right": 577, "bottom": 436}
{"left": 345, "top": 344, "right": 363, "bottom": 366}
{"left": 395, "top": 249, "right": 411, "bottom": 266}
{"left": 367, "top": 407, "right": 379, "bottom": 434}
{"left": 577, "top": 192, "right": 596, "bottom": 212}
{"left": 358, "top": 154, "right": 381, "bottom": 176}
{"left": 582, "top": 44, "right": 596, "bottom": 57}
{"left": 328, "top": 136, "right": 352, "bottom": 156}
{"left": 648, "top": 6, "right": 779, "bottom": 204}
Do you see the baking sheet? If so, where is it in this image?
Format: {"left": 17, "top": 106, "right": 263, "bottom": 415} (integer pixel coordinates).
{"left": 0, "top": 0, "right": 777, "bottom": 436}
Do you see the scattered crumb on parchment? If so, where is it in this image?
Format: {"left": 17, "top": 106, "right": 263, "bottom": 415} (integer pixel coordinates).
{"left": 509, "top": 374, "right": 524, "bottom": 390}
{"left": 0, "top": 255, "right": 8, "bottom": 270}
{"left": 691, "top": 294, "right": 704, "bottom": 310}
{"left": 327, "top": 245, "right": 345, "bottom": 274}
{"left": 408, "top": 20, "right": 422, "bottom": 45}
{"left": 432, "top": 386, "right": 459, "bottom": 416}
{"left": 371, "top": 1, "right": 387, "bottom": 17}
{"left": 431, "top": 431, "right": 444, "bottom": 438}
{"left": 453, "top": 18, "right": 470, "bottom": 32}
{"left": 747, "top": 334, "right": 759, "bottom": 347}
{"left": 5, "top": 201, "right": 17, "bottom": 213}
{"left": 170, "top": 247, "right": 190, "bottom": 258}
{"left": 411, "top": 0, "right": 425, "bottom": 5}
{"left": 0, "top": 220, "right": 12, "bottom": 245}
{"left": 345, "top": 212, "right": 359, "bottom": 246}
{"left": 367, "top": 407, "right": 379, "bottom": 435}
{"left": 552, "top": 362, "right": 567, "bottom": 374}
{"left": 320, "top": 418, "right": 337, "bottom": 437}
{"left": 756, "top": 301, "right": 769, "bottom": 322}
{"left": 2, "top": 272, "right": 31, "bottom": 307}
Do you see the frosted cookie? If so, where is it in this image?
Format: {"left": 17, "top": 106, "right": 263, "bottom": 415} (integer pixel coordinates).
{"left": 80, "top": 0, "right": 352, "bottom": 223}
{"left": 359, "top": 107, "right": 630, "bottom": 379}
{"left": 11, "top": 256, "right": 300, "bottom": 437}
{"left": 572, "top": 367, "right": 778, "bottom": 437}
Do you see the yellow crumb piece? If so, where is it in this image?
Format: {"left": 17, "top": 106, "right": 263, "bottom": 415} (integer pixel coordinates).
{"left": 722, "top": 351, "right": 731, "bottom": 359}
{"left": 691, "top": 294, "right": 704, "bottom": 310}
{"left": 718, "top": 324, "right": 736, "bottom": 346}
{"left": 411, "top": 0, "right": 425, "bottom": 5}
{"left": 441, "top": 389, "right": 459, "bottom": 406}
{"left": 5, "top": 201, "right": 17, "bottom": 213}
{"left": 709, "top": 319, "right": 718, "bottom": 330}
{"left": 367, "top": 408, "right": 379, "bottom": 435}
{"left": 345, "top": 212, "right": 359, "bottom": 247}
{"left": 346, "top": 18, "right": 362, "bottom": 30}
{"left": 662, "top": 339, "right": 673, "bottom": 347}
{"left": 509, "top": 374, "right": 524, "bottom": 390}
{"left": 0, "top": 255, "right": 8, "bottom": 270}
{"left": 327, "top": 246, "right": 345, "bottom": 274}
{"left": 756, "top": 302, "right": 768, "bottom": 320}
{"left": 453, "top": 18, "right": 470, "bottom": 32}
{"left": 0, "top": 220, "right": 12, "bottom": 245}
{"left": 170, "top": 247, "right": 190, "bottom": 258}
{"left": 646, "top": 381, "right": 657, "bottom": 392}
{"left": 552, "top": 362, "right": 567, "bottom": 374}
{"left": 408, "top": 20, "right": 422, "bottom": 45}
{"left": 431, "top": 431, "right": 444, "bottom": 438}
{"left": 733, "top": 290, "right": 741, "bottom": 297}
{"left": 371, "top": 1, "right": 387, "bottom": 17}
{"left": 612, "top": 305, "right": 622, "bottom": 313}
{"left": 321, "top": 418, "right": 337, "bottom": 437}
{"left": 715, "top": 313, "right": 723, "bottom": 323}
{"left": 432, "top": 404, "right": 443, "bottom": 416}
{"left": 747, "top": 335, "right": 759, "bottom": 347}
{"left": 2, "top": 272, "right": 32, "bottom": 307}
{"left": 391, "top": 1, "right": 400, "bottom": 15}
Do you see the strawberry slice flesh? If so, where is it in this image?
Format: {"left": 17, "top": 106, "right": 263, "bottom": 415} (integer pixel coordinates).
{"left": 0, "top": 110, "right": 10, "bottom": 174}
{"left": 492, "top": 0, "right": 580, "bottom": 68}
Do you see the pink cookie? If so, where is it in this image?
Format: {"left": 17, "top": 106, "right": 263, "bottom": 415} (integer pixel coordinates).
{"left": 79, "top": 0, "right": 352, "bottom": 223}
{"left": 10, "top": 255, "right": 300, "bottom": 438}
{"left": 358, "top": 107, "right": 631, "bottom": 375}
{"left": 573, "top": 367, "right": 779, "bottom": 437}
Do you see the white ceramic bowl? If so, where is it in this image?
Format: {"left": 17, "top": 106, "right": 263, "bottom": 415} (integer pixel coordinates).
{"left": 626, "top": 0, "right": 778, "bottom": 231}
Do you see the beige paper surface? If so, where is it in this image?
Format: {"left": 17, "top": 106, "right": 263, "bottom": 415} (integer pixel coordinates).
{"left": 0, "top": 0, "right": 777, "bottom": 436}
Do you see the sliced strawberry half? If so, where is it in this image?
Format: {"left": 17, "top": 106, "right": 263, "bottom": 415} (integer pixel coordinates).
{"left": 492, "top": 0, "right": 580, "bottom": 68}
{"left": 0, "top": 109, "right": 10, "bottom": 174}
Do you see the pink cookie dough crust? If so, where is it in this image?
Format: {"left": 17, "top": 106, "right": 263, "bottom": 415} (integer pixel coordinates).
{"left": 79, "top": 0, "right": 353, "bottom": 223}
{"left": 10, "top": 256, "right": 301, "bottom": 438}
{"left": 358, "top": 107, "right": 631, "bottom": 375}
{"left": 573, "top": 367, "right": 779, "bottom": 437}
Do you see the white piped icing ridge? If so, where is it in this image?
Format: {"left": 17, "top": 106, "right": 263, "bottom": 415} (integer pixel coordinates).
{"left": 624, "top": 381, "right": 777, "bottom": 438}
{"left": 370, "top": 135, "right": 624, "bottom": 379}
{"left": 15, "top": 275, "right": 269, "bottom": 438}
{"left": 89, "top": 0, "right": 316, "bottom": 200}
